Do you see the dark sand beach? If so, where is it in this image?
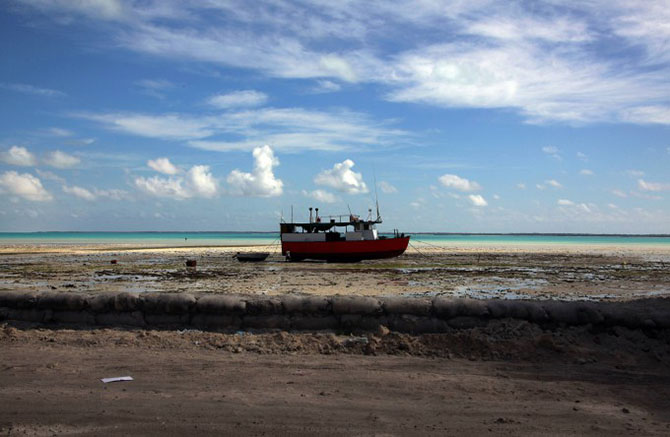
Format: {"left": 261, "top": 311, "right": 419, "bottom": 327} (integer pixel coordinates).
{"left": 1, "top": 243, "right": 670, "bottom": 435}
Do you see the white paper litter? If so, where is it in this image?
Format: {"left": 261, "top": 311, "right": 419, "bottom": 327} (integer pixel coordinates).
{"left": 101, "top": 376, "right": 134, "bottom": 383}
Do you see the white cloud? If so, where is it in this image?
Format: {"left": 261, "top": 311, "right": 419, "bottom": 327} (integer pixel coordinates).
{"left": 18, "top": 1, "right": 670, "bottom": 125}
{"left": 492, "top": 194, "right": 500, "bottom": 200}
{"left": 314, "top": 159, "right": 368, "bottom": 194}
{"left": 379, "top": 181, "right": 397, "bottom": 194}
{"left": 1, "top": 146, "right": 37, "bottom": 166}
{"left": 135, "top": 165, "right": 218, "bottom": 199}
{"left": 94, "top": 188, "right": 128, "bottom": 200}
{"left": 227, "top": 145, "right": 283, "bottom": 197}
{"left": 638, "top": 179, "right": 670, "bottom": 192}
{"left": 576, "top": 152, "right": 588, "bottom": 161}
{"left": 84, "top": 107, "right": 406, "bottom": 153}
{"left": 621, "top": 106, "right": 670, "bottom": 125}
{"left": 135, "top": 175, "right": 190, "bottom": 199}
{"left": 47, "top": 127, "right": 74, "bottom": 137}
{"left": 62, "top": 185, "right": 96, "bottom": 201}
{"left": 65, "top": 138, "right": 96, "bottom": 146}
{"left": 626, "top": 169, "right": 645, "bottom": 178}
{"left": 18, "top": 0, "right": 125, "bottom": 20}
{"left": 81, "top": 113, "right": 215, "bottom": 141}
{"left": 35, "top": 169, "right": 65, "bottom": 184}
{"left": 542, "top": 146, "right": 561, "bottom": 160}
{"left": 147, "top": 157, "right": 180, "bottom": 175}
{"left": 319, "top": 54, "right": 357, "bottom": 82}
{"left": 311, "top": 80, "right": 342, "bottom": 94}
{"left": 580, "top": 169, "right": 594, "bottom": 176}
{"left": 468, "top": 194, "right": 487, "bottom": 207}
{"left": 0, "top": 171, "right": 52, "bottom": 201}
{"left": 536, "top": 184, "right": 545, "bottom": 190}
{"left": 135, "top": 79, "right": 174, "bottom": 98}
{"left": 438, "top": 174, "right": 481, "bottom": 192}
{"left": 558, "top": 199, "right": 575, "bottom": 206}
{"left": 207, "top": 90, "right": 268, "bottom": 108}
{"left": 517, "top": 183, "right": 526, "bottom": 189}
{"left": 186, "top": 165, "right": 217, "bottom": 197}
{"left": 44, "top": 150, "right": 80, "bottom": 168}
{"left": 0, "top": 82, "right": 66, "bottom": 97}
{"left": 612, "top": 189, "right": 628, "bottom": 198}
{"left": 546, "top": 179, "right": 562, "bottom": 188}
{"left": 302, "top": 189, "right": 337, "bottom": 204}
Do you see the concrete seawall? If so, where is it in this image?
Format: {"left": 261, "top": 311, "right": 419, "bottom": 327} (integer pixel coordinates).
{"left": 1, "top": 291, "right": 669, "bottom": 333}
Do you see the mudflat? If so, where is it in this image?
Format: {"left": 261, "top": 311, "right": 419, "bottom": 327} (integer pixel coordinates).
{"left": 1, "top": 243, "right": 669, "bottom": 300}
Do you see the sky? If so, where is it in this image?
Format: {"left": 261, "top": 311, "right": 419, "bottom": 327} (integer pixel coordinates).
{"left": 0, "top": 0, "right": 669, "bottom": 233}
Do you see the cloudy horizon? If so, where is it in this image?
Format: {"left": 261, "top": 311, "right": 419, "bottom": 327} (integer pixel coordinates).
{"left": 0, "top": 1, "right": 668, "bottom": 233}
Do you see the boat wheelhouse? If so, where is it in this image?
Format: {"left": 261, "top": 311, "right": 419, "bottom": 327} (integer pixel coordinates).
{"left": 280, "top": 207, "right": 409, "bottom": 262}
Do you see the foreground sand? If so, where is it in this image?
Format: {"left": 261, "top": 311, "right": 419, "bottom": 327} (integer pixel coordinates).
{"left": 1, "top": 322, "right": 670, "bottom": 436}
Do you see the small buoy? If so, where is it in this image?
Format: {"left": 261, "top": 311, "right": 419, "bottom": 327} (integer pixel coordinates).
{"left": 185, "top": 259, "right": 197, "bottom": 268}
{"left": 110, "top": 260, "right": 117, "bottom": 265}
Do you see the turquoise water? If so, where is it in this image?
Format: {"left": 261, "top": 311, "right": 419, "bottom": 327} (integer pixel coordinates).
{"left": 0, "top": 232, "right": 668, "bottom": 247}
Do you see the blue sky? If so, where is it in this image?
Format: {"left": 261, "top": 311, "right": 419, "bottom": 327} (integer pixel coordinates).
{"left": 0, "top": 0, "right": 668, "bottom": 233}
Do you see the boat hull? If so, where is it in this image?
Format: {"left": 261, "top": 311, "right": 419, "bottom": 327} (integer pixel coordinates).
{"left": 281, "top": 236, "right": 410, "bottom": 262}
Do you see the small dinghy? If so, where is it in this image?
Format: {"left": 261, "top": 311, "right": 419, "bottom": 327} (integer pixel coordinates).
{"left": 233, "top": 252, "right": 269, "bottom": 262}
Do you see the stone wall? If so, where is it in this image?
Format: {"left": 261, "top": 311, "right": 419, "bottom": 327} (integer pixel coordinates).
{"left": 1, "top": 290, "right": 668, "bottom": 333}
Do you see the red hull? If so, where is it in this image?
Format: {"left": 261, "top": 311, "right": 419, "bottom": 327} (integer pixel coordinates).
{"left": 282, "top": 236, "right": 410, "bottom": 261}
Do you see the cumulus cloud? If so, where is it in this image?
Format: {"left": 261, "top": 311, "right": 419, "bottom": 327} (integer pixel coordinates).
{"left": 227, "top": 145, "right": 283, "bottom": 197}
{"left": 612, "top": 189, "right": 628, "bottom": 198}
{"left": 0, "top": 171, "right": 52, "bottom": 201}
{"left": 135, "top": 175, "right": 190, "bottom": 199}
{"left": 186, "top": 165, "right": 217, "bottom": 197}
{"left": 546, "top": 179, "right": 562, "bottom": 188}
{"left": 314, "top": 159, "right": 368, "bottom": 194}
{"left": 302, "top": 189, "right": 337, "bottom": 203}
{"left": 207, "top": 90, "right": 268, "bottom": 108}
{"left": 44, "top": 150, "right": 80, "bottom": 168}
{"left": 438, "top": 174, "right": 481, "bottom": 192}
{"left": 1, "top": 146, "right": 37, "bottom": 166}
{"left": 147, "top": 157, "right": 179, "bottom": 175}
{"left": 468, "top": 194, "right": 487, "bottom": 207}
{"left": 62, "top": 185, "right": 96, "bottom": 201}
{"left": 135, "top": 165, "right": 218, "bottom": 199}
{"left": 517, "top": 183, "right": 526, "bottom": 189}
{"left": 379, "top": 181, "right": 397, "bottom": 194}
{"left": 558, "top": 199, "right": 575, "bottom": 206}
{"left": 638, "top": 179, "right": 670, "bottom": 192}
{"left": 580, "top": 169, "right": 594, "bottom": 176}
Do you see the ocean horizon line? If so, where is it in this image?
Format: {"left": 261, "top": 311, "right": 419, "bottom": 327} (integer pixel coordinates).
{"left": 1, "top": 231, "right": 669, "bottom": 237}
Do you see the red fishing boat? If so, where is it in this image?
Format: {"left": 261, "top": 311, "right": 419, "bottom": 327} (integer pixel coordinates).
{"left": 280, "top": 206, "right": 409, "bottom": 262}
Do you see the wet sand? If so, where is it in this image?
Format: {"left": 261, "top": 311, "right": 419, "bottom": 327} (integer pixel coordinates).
{"left": 1, "top": 243, "right": 668, "bottom": 301}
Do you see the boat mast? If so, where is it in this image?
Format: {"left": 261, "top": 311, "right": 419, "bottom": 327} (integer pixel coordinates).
{"left": 374, "top": 174, "right": 381, "bottom": 223}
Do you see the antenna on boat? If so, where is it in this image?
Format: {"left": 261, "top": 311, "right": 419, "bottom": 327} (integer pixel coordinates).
{"left": 373, "top": 172, "right": 381, "bottom": 223}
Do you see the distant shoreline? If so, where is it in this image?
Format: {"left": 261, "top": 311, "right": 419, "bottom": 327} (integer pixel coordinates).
{"left": 1, "top": 231, "right": 669, "bottom": 237}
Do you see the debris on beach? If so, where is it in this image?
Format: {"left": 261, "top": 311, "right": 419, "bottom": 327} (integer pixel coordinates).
{"left": 100, "top": 376, "right": 133, "bottom": 384}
